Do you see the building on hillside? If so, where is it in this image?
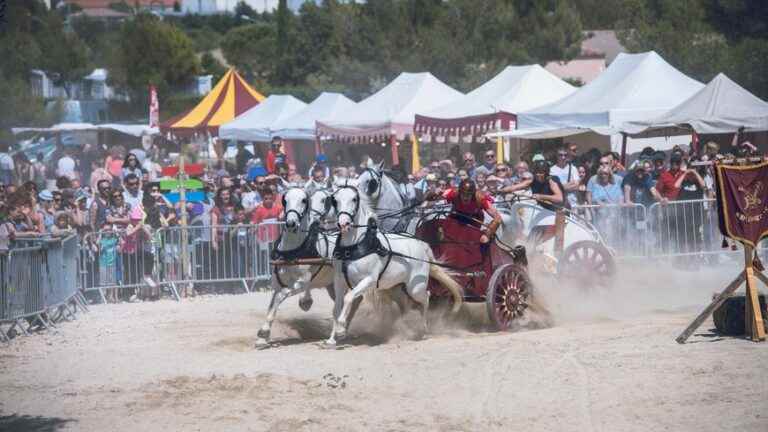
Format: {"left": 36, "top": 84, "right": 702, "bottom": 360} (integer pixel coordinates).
{"left": 545, "top": 30, "right": 626, "bottom": 85}
{"left": 62, "top": 0, "right": 177, "bottom": 12}
{"left": 181, "top": 0, "right": 362, "bottom": 14}
{"left": 69, "top": 7, "right": 132, "bottom": 21}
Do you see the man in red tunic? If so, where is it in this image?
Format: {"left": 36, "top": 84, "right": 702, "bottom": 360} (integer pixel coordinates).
{"left": 434, "top": 179, "right": 502, "bottom": 244}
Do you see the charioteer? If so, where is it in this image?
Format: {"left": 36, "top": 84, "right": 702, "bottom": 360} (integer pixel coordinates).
{"left": 425, "top": 178, "right": 502, "bottom": 244}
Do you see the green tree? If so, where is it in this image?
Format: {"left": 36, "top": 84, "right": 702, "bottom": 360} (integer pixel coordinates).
{"left": 221, "top": 23, "right": 278, "bottom": 82}
{"left": 110, "top": 13, "right": 201, "bottom": 101}
{"left": 200, "top": 52, "right": 227, "bottom": 83}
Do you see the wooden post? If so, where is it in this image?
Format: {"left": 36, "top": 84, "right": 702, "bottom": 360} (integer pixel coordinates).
{"left": 178, "top": 143, "right": 191, "bottom": 297}
{"left": 619, "top": 133, "right": 628, "bottom": 167}
{"left": 554, "top": 209, "right": 565, "bottom": 255}
{"left": 743, "top": 245, "right": 765, "bottom": 341}
{"left": 390, "top": 135, "right": 399, "bottom": 166}
{"left": 676, "top": 271, "right": 746, "bottom": 344}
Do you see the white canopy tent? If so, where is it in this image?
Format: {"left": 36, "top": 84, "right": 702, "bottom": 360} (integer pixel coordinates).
{"left": 12, "top": 123, "right": 158, "bottom": 137}
{"left": 415, "top": 64, "right": 575, "bottom": 137}
{"left": 316, "top": 72, "right": 463, "bottom": 141}
{"left": 490, "top": 51, "right": 704, "bottom": 156}
{"left": 270, "top": 92, "right": 357, "bottom": 141}
{"left": 622, "top": 73, "right": 768, "bottom": 136}
{"left": 219, "top": 95, "right": 307, "bottom": 142}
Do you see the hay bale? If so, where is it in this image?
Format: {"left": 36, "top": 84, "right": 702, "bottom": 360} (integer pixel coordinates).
{"left": 712, "top": 294, "right": 767, "bottom": 335}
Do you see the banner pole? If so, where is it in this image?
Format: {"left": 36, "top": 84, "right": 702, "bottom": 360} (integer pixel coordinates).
{"left": 744, "top": 245, "right": 765, "bottom": 341}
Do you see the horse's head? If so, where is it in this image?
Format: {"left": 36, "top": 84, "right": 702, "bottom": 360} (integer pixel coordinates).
{"left": 357, "top": 161, "right": 385, "bottom": 201}
{"left": 282, "top": 187, "right": 309, "bottom": 232}
{"left": 332, "top": 185, "right": 361, "bottom": 234}
{"left": 308, "top": 188, "right": 334, "bottom": 227}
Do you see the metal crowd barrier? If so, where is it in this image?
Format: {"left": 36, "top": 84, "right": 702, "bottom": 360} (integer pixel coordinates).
{"left": 78, "top": 223, "right": 282, "bottom": 303}
{"left": 573, "top": 198, "right": 764, "bottom": 263}
{"left": 0, "top": 235, "right": 87, "bottom": 342}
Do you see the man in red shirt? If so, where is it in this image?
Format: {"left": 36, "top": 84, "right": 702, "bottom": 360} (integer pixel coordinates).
{"left": 433, "top": 179, "right": 502, "bottom": 244}
{"left": 266, "top": 136, "right": 287, "bottom": 174}
{"left": 251, "top": 190, "right": 284, "bottom": 243}
{"left": 652, "top": 153, "right": 685, "bottom": 202}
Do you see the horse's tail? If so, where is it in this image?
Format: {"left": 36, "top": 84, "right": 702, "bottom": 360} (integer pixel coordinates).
{"left": 429, "top": 264, "right": 463, "bottom": 313}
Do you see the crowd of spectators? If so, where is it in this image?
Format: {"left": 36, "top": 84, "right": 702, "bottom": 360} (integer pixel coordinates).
{"left": 0, "top": 130, "right": 762, "bottom": 298}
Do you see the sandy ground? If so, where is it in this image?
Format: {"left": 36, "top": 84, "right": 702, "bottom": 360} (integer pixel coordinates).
{"left": 1, "top": 263, "right": 767, "bottom": 432}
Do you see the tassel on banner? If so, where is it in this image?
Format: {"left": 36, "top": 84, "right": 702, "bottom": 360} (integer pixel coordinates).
{"left": 722, "top": 238, "right": 729, "bottom": 248}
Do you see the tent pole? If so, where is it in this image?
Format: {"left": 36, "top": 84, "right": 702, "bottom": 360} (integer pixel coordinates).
{"left": 411, "top": 134, "right": 420, "bottom": 174}
{"left": 179, "top": 139, "right": 191, "bottom": 297}
{"left": 620, "top": 133, "right": 628, "bottom": 167}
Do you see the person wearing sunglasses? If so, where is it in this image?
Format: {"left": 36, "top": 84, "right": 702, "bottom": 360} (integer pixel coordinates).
{"left": 549, "top": 146, "right": 581, "bottom": 208}
{"left": 106, "top": 188, "right": 131, "bottom": 229}
{"left": 123, "top": 173, "right": 143, "bottom": 210}
{"left": 474, "top": 150, "right": 497, "bottom": 177}
{"left": 462, "top": 152, "right": 477, "bottom": 179}
{"left": 90, "top": 179, "right": 113, "bottom": 232}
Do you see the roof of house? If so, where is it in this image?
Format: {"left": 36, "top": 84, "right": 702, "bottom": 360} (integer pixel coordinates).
{"left": 65, "top": 0, "right": 176, "bottom": 9}
{"left": 581, "top": 30, "right": 626, "bottom": 64}
{"left": 71, "top": 7, "right": 130, "bottom": 18}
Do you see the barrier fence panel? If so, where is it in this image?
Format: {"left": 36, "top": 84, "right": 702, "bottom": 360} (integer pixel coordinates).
{"left": 77, "top": 222, "right": 282, "bottom": 301}
{"left": 571, "top": 203, "right": 648, "bottom": 258}
{"left": 646, "top": 199, "right": 735, "bottom": 261}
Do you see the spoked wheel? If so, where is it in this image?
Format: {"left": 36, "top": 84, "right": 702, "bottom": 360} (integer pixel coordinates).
{"left": 485, "top": 264, "right": 532, "bottom": 331}
{"left": 556, "top": 240, "right": 615, "bottom": 288}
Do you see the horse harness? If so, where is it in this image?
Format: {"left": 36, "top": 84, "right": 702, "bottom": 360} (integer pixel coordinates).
{"left": 333, "top": 218, "right": 394, "bottom": 291}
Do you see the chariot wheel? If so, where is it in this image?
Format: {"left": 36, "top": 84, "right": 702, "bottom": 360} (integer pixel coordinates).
{"left": 556, "top": 240, "right": 615, "bottom": 288}
{"left": 486, "top": 264, "right": 532, "bottom": 331}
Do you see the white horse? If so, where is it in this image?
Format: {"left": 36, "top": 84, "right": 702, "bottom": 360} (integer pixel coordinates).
{"left": 325, "top": 185, "right": 463, "bottom": 347}
{"left": 255, "top": 187, "right": 340, "bottom": 347}
{"left": 356, "top": 161, "right": 413, "bottom": 233}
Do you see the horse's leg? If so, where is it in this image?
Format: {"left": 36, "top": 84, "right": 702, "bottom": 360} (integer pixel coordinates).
{"left": 256, "top": 272, "right": 304, "bottom": 347}
{"left": 326, "top": 275, "right": 375, "bottom": 345}
{"left": 298, "top": 269, "right": 314, "bottom": 311}
{"left": 324, "top": 261, "right": 347, "bottom": 347}
{"left": 406, "top": 271, "right": 431, "bottom": 340}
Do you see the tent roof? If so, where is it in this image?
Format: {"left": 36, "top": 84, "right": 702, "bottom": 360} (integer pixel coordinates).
{"left": 414, "top": 65, "right": 575, "bottom": 135}
{"left": 517, "top": 51, "right": 704, "bottom": 132}
{"left": 317, "top": 72, "right": 463, "bottom": 140}
{"left": 270, "top": 92, "right": 357, "bottom": 141}
{"left": 622, "top": 73, "right": 768, "bottom": 135}
{"left": 219, "top": 95, "right": 307, "bottom": 142}
{"left": 160, "top": 69, "right": 265, "bottom": 135}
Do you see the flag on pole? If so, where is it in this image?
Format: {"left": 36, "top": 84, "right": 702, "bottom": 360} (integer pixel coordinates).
{"left": 149, "top": 85, "right": 159, "bottom": 128}
{"left": 715, "top": 161, "right": 768, "bottom": 247}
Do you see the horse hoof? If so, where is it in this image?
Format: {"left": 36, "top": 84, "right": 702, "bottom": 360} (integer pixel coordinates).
{"left": 256, "top": 328, "right": 271, "bottom": 340}
{"left": 299, "top": 297, "right": 313, "bottom": 312}
{"left": 320, "top": 341, "right": 339, "bottom": 350}
{"left": 254, "top": 339, "right": 272, "bottom": 350}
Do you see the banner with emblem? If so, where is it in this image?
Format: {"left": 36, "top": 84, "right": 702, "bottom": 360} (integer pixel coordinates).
{"left": 715, "top": 161, "right": 768, "bottom": 247}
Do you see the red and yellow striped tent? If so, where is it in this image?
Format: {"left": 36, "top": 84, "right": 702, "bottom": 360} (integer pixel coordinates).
{"left": 160, "top": 69, "right": 266, "bottom": 136}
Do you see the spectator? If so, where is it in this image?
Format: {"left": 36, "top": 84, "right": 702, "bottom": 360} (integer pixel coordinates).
{"left": 623, "top": 160, "right": 658, "bottom": 207}
{"left": 462, "top": 152, "right": 476, "bottom": 178}
{"left": 235, "top": 142, "right": 254, "bottom": 175}
{"left": 485, "top": 175, "right": 502, "bottom": 197}
{"left": 251, "top": 189, "right": 283, "bottom": 244}
{"left": 587, "top": 167, "right": 623, "bottom": 205}
{"left": 122, "top": 153, "right": 143, "bottom": 181}
{"left": 308, "top": 154, "right": 331, "bottom": 179}
{"left": 241, "top": 178, "right": 263, "bottom": 212}
{"left": 123, "top": 174, "right": 143, "bottom": 210}
{"left": 475, "top": 150, "right": 497, "bottom": 176}
{"left": 89, "top": 180, "right": 112, "bottom": 231}
{"left": 90, "top": 156, "right": 112, "bottom": 191}
{"left": 0, "top": 143, "right": 14, "bottom": 186}
{"left": 211, "top": 187, "right": 236, "bottom": 246}
{"left": 653, "top": 153, "right": 686, "bottom": 203}
{"left": 651, "top": 151, "right": 666, "bottom": 180}
{"left": 106, "top": 188, "right": 131, "bottom": 229}
{"left": 32, "top": 152, "right": 47, "bottom": 190}
{"left": 141, "top": 153, "right": 162, "bottom": 182}
{"left": 576, "top": 165, "right": 589, "bottom": 205}
{"left": 37, "top": 190, "right": 57, "bottom": 232}
{"left": 549, "top": 146, "right": 580, "bottom": 207}
{"left": 57, "top": 147, "right": 78, "bottom": 181}
{"left": 51, "top": 212, "right": 74, "bottom": 235}
{"left": 266, "top": 136, "right": 287, "bottom": 174}
{"left": 14, "top": 154, "right": 34, "bottom": 185}
{"left": 105, "top": 147, "right": 125, "bottom": 181}
{"left": 305, "top": 165, "right": 328, "bottom": 190}
{"left": 510, "top": 162, "right": 532, "bottom": 187}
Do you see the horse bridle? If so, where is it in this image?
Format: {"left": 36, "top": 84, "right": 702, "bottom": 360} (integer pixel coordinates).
{"left": 331, "top": 185, "right": 360, "bottom": 224}
{"left": 362, "top": 168, "right": 382, "bottom": 197}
